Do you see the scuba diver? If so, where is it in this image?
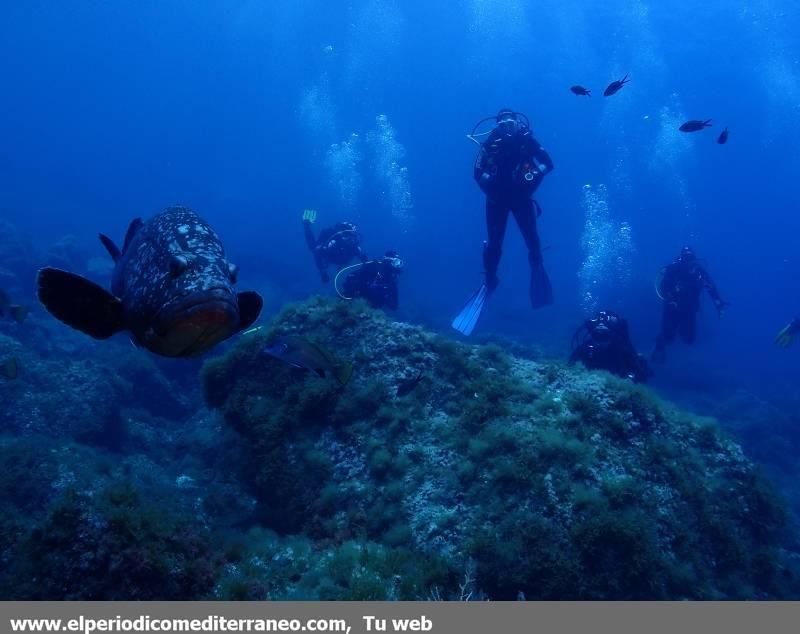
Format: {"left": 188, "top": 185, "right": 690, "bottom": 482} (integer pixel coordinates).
{"left": 337, "top": 250, "right": 404, "bottom": 311}
{"left": 570, "top": 310, "right": 651, "bottom": 383}
{"left": 453, "top": 108, "right": 554, "bottom": 336}
{"left": 775, "top": 319, "right": 800, "bottom": 348}
{"left": 652, "top": 246, "right": 728, "bottom": 362}
{"left": 302, "top": 209, "right": 367, "bottom": 283}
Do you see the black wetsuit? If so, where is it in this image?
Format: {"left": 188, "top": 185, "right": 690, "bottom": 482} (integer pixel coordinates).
{"left": 570, "top": 311, "right": 650, "bottom": 383}
{"left": 474, "top": 123, "right": 554, "bottom": 304}
{"left": 342, "top": 258, "right": 400, "bottom": 310}
{"left": 304, "top": 221, "right": 366, "bottom": 283}
{"left": 654, "top": 259, "right": 724, "bottom": 358}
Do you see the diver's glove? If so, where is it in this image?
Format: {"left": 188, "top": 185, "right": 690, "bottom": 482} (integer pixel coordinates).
{"left": 775, "top": 319, "right": 800, "bottom": 348}
{"left": 302, "top": 209, "right": 317, "bottom": 224}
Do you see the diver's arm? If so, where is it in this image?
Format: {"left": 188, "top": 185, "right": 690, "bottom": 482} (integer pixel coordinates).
{"left": 701, "top": 269, "right": 727, "bottom": 311}
{"left": 707, "top": 282, "right": 724, "bottom": 305}
{"left": 659, "top": 265, "right": 679, "bottom": 302}
{"left": 474, "top": 145, "right": 491, "bottom": 189}
{"left": 528, "top": 135, "right": 554, "bottom": 173}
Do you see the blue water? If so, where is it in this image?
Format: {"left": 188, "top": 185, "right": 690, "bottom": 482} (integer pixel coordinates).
{"left": 4, "top": 1, "right": 799, "bottom": 377}
{"left": 2, "top": 0, "right": 800, "bottom": 596}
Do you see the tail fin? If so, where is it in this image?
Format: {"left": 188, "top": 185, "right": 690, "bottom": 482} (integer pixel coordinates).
{"left": 704, "top": 119, "right": 713, "bottom": 126}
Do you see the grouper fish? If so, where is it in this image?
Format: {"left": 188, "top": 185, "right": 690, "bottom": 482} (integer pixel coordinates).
{"left": 37, "top": 206, "right": 263, "bottom": 357}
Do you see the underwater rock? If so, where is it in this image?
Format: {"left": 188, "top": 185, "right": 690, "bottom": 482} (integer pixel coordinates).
{"left": 0, "top": 330, "right": 197, "bottom": 444}
{"left": 203, "top": 296, "right": 796, "bottom": 599}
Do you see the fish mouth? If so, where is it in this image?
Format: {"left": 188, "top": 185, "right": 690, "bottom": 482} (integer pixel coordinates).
{"left": 155, "top": 287, "right": 239, "bottom": 357}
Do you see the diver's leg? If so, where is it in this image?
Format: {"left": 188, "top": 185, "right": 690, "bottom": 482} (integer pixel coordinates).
{"left": 653, "top": 305, "right": 678, "bottom": 361}
{"left": 511, "top": 198, "right": 543, "bottom": 265}
{"left": 303, "top": 221, "right": 317, "bottom": 252}
{"left": 512, "top": 198, "right": 552, "bottom": 308}
{"left": 483, "top": 197, "right": 509, "bottom": 291}
{"left": 303, "top": 222, "right": 329, "bottom": 283}
{"left": 680, "top": 311, "right": 697, "bottom": 344}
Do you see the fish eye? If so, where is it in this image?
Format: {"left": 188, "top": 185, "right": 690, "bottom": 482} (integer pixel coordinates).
{"left": 227, "top": 262, "right": 239, "bottom": 284}
{"left": 169, "top": 255, "right": 189, "bottom": 277}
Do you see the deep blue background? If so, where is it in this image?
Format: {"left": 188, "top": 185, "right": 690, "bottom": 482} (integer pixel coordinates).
{"left": 2, "top": 0, "right": 799, "bottom": 398}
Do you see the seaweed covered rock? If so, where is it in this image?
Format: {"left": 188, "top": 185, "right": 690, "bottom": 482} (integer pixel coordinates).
{"left": 202, "top": 297, "right": 794, "bottom": 599}
{"left": 213, "top": 528, "right": 454, "bottom": 600}
{"left": 4, "top": 482, "right": 219, "bottom": 600}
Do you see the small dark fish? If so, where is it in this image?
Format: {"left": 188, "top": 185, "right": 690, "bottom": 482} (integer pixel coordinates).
{"left": 263, "top": 335, "right": 353, "bottom": 386}
{"left": 36, "top": 207, "right": 262, "bottom": 357}
{"left": 570, "top": 85, "right": 591, "bottom": 97}
{"left": 717, "top": 127, "right": 729, "bottom": 144}
{"left": 679, "top": 119, "right": 712, "bottom": 132}
{"left": 1, "top": 357, "right": 17, "bottom": 380}
{"left": 396, "top": 369, "right": 424, "bottom": 398}
{"left": 603, "top": 74, "right": 630, "bottom": 97}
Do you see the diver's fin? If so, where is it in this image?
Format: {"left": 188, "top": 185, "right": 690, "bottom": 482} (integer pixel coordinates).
{"left": 98, "top": 233, "right": 121, "bottom": 262}
{"left": 37, "top": 267, "right": 125, "bottom": 339}
{"left": 775, "top": 323, "right": 797, "bottom": 349}
{"left": 452, "top": 285, "right": 488, "bottom": 336}
{"left": 122, "top": 218, "right": 144, "bottom": 254}
{"left": 237, "top": 291, "right": 263, "bottom": 331}
{"left": 530, "top": 264, "right": 553, "bottom": 309}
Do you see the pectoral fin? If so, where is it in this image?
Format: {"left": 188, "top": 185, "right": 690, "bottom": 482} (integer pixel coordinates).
{"left": 237, "top": 291, "right": 263, "bottom": 331}
{"left": 37, "top": 267, "right": 125, "bottom": 339}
